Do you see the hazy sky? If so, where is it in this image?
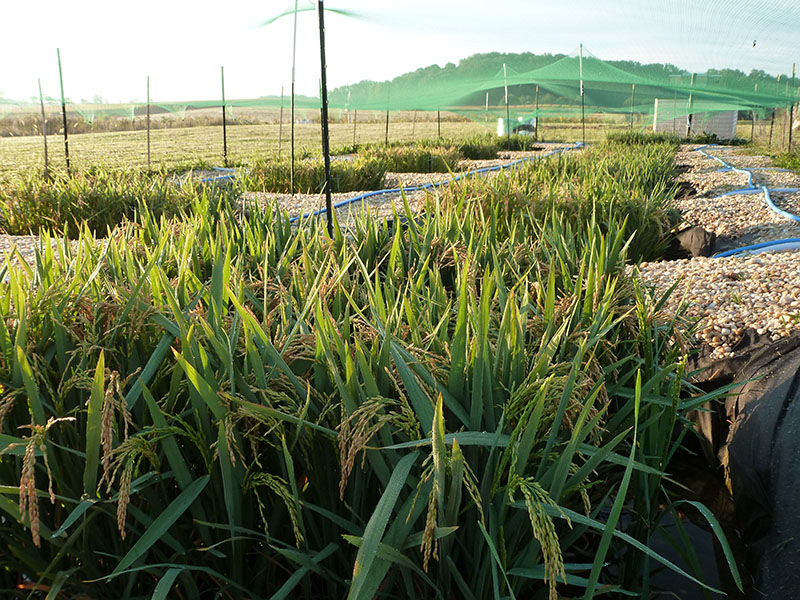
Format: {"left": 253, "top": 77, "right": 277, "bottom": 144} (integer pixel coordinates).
{"left": 1, "top": 0, "right": 798, "bottom": 103}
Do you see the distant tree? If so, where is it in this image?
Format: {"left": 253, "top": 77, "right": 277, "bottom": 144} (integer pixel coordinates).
{"left": 330, "top": 51, "right": 789, "bottom": 110}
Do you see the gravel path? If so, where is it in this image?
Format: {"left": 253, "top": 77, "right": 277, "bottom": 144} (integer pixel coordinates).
{"left": 637, "top": 252, "right": 800, "bottom": 360}
{"left": 675, "top": 191, "right": 800, "bottom": 240}
{"left": 0, "top": 235, "right": 54, "bottom": 270}
{"left": 241, "top": 189, "right": 428, "bottom": 226}
{"left": 637, "top": 144, "right": 800, "bottom": 360}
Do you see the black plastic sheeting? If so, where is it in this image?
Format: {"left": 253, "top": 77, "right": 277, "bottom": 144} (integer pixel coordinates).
{"left": 693, "top": 331, "right": 800, "bottom": 597}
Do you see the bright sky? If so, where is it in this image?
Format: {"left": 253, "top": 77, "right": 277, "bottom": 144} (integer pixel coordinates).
{"left": 1, "top": 0, "right": 798, "bottom": 104}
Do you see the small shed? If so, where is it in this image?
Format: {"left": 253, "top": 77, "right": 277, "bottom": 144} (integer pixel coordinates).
{"left": 653, "top": 98, "right": 737, "bottom": 139}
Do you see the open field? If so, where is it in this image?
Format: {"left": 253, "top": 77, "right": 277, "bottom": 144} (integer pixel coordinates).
{"left": 1, "top": 114, "right": 676, "bottom": 184}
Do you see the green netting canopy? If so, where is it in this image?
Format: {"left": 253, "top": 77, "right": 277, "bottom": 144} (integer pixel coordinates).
{"left": 4, "top": 46, "right": 798, "bottom": 130}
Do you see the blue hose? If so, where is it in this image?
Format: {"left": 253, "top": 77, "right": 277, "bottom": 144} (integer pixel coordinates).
{"left": 696, "top": 145, "right": 755, "bottom": 188}
{"left": 714, "top": 188, "right": 763, "bottom": 197}
{"left": 288, "top": 142, "right": 584, "bottom": 223}
{"left": 763, "top": 187, "right": 800, "bottom": 223}
{"left": 714, "top": 238, "right": 800, "bottom": 258}
{"left": 697, "top": 145, "right": 800, "bottom": 257}
{"left": 200, "top": 174, "right": 236, "bottom": 183}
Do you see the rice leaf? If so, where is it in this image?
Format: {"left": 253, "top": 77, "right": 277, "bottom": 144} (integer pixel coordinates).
{"left": 347, "top": 451, "right": 418, "bottom": 600}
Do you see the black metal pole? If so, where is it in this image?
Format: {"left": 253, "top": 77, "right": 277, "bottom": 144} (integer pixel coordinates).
{"left": 437, "top": 110, "right": 441, "bottom": 138}
{"left": 385, "top": 110, "right": 389, "bottom": 146}
{"left": 581, "top": 94, "right": 586, "bottom": 144}
{"left": 278, "top": 86, "right": 284, "bottom": 159}
{"left": 38, "top": 78, "right": 49, "bottom": 179}
{"left": 56, "top": 48, "right": 70, "bottom": 176}
{"left": 147, "top": 76, "right": 151, "bottom": 168}
{"left": 579, "top": 45, "right": 585, "bottom": 145}
{"left": 629, "top": 84, "right": 636, "bottom": 130}
{"left": 672, "top": 88, "right": 678, "bottom": 135}
{"left": 783, "top": 107, "right": 789, "bottom": 150}
{"left": 290, "top": 0, "right": 299, "bottom": 196}
{"left": 687, "top": 73, "right": 695, "bottom": 138}
{"left": 317, "top": 0, "right": 334, "bottom": 237}
{"left": 221, "top": 66, "right": 228, "bottom": 167}
{"left": 534, "top": 85, "right": 540, "bottom": 141}
{"left": 751, "top": 110, "right": 756, "bottom": 142}
{"left": 503, "top": 63, "right": 510, "bottom": 143}
{"left": 769, "top": 108, "right": 775, "bottom": 149}
{"left": 790, "top": 63, "right": 796, "bottom": 149}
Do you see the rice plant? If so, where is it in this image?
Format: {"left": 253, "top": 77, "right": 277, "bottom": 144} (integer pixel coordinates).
{"left": 0, "top": 138, "right": 740, "bottom": 599}
{"left": 0, "top": 167, "right": 202, "bottom": 236}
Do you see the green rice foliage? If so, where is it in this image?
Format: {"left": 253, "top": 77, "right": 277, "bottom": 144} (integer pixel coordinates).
{"left": 0, "top": 139, "right": 740, "bottom": 599}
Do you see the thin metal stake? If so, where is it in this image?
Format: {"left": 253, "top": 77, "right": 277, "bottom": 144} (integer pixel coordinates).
{"left": 629, "top": 84, "right": 636, "bottom": 130}
{"left": 291, "top": 0, "right": 299, "bottom": 195}
{"left": 56, "top": 48, "right": 70, "bottom": 175}
{"left": 352, "top": 109, "right": 357, "bottom": 149}
{"left": 503, "top": 63, "right": 510, "bottom": 143}
{"left": 769, "top": 108, "right": 775, "bottom": 149}
{"left": 790, "top": 63, "right": 796, "bottom": 149}
{"left": 579, "top": 45, "right": 585, "bottom": 145}
{"left": 146, "top": 76, "right": 151, "bottom": 168}
{"left": 687, "top": 72, "right": 695, "bottom": 138}
{"left": 278, "top": 86, "right": 284, "bottom": 159}
{"left": 385, "top": 110, "right": 389, "bottom": 146}
{"left": 317, "top": 0, "right": 334, "bottom": 237}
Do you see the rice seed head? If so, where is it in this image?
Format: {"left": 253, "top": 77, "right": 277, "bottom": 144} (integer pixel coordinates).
{"left": 510, "top": 476, "right": 569, "bottom": 600}
{"left": 245, "top": 472, "right": 304, "bottom": 546}
{"left": 420, "top": 479, "right": 439, "bottom": 572}
{"left": 19, "top": 436, "right": 39, "bottom": 546}
{"left": 337, "top": 397, "right": 397, "bottom": 499}
{"left": 99, "top": 369, "right": 135, "bottom": 489}
{"left": 14, "top": 417, "right": 75, "bottom": 547}
{"left": 117, "top": 462, "right": 133, "bottom": 539}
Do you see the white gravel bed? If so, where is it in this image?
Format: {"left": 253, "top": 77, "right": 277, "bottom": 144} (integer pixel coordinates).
{"left": 712, "top": 155, "right": 774, "bottom": 169}
{"left": 653, "top": 146, "right": 800, "bottom": 361}
{"left": 771, "top": 191, "right": 800, "bottom": 217}
{"left": 675, "top": 191, "right": 793, "bottom": 239}
{"left": 383, "top": 172, "right": 457, "bottom": 189}
{"left": 749, "top": 169, "right": 800, "bottom": 188}
{"left": 680, "top": 168, "right": 752, "bottom": 196}
{"left": 635, "top": 251, "right": 800, "bottom": 360}
{"left": 240, "top": 189, "right": 428, "bottom": 222}
{"left": 0, "top": 235, "right": 59, "bottom": 270}
{"left": 675, "top": 149, "right": 719, "bottom": 173}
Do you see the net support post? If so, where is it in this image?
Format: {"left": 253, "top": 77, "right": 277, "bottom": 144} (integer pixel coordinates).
{"left": 56, "top": 48, "right": 70, "bottom": 176}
